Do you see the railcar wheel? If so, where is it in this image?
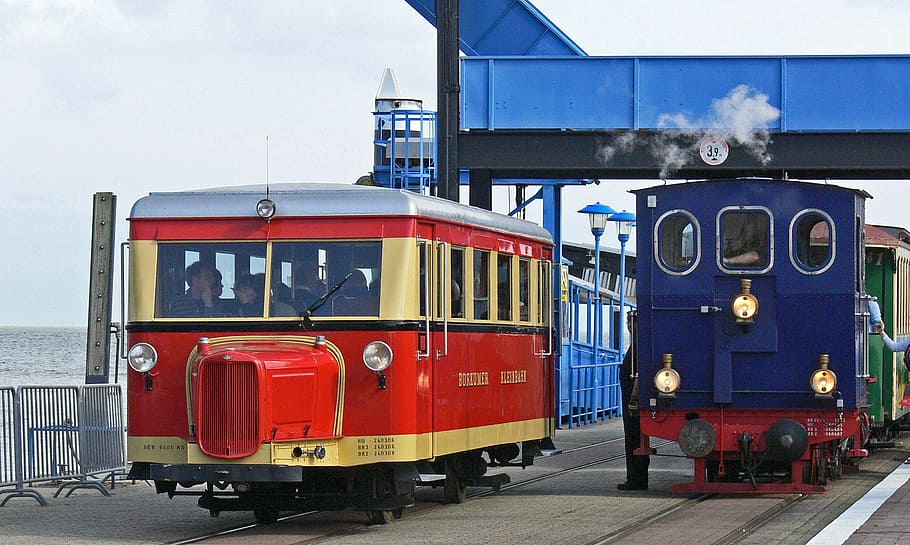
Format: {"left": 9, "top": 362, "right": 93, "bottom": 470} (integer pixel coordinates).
{"left": 366, "top": 510, "right": 389, "bottom": 525}
{"left": 443, "top": 459, "right": 467, "bottom": 504}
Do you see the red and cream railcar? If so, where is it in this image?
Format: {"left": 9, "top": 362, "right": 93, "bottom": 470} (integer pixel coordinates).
{"left": 125, "top": 183, "right": 555, "bottom": 522}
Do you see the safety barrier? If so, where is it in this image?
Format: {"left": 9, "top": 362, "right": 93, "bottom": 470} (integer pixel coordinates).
{"left": 0, "top": 385, "right": 125, "bottom": 506}
{"left": 558, "top": 277, "right": 629, "bottom": 428}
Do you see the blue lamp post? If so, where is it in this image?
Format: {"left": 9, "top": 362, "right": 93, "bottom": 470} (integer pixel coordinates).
{"left": 608, "top": 210, "right": 636, "bottom": 354}
{"left": 578, "top": 202, "right": 617, "bottom": 384}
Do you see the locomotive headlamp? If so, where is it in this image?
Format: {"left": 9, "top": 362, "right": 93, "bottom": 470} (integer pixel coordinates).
{"left": 363, "top": 341, "right": 393, "bottom": 372}
{"left": 732, "top": 278, "right": 759, "bottom": 323}
{"left": 256, "top": 198, "right": 276, "bottom": 219}
{"left": 127, "top": 342, "right": 158, "bottom": 373}
{"left": 810, "top": 354, "right": 837, "bottom": 396}
{"left": 654, "top": 353, "right": 681, "bottom": 396}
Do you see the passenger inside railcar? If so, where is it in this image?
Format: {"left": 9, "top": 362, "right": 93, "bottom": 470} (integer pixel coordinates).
{"left": 331, "top": 269, "right": 378, "bottom": 315}
{"left": 293, "top": 260, "right": 326, "bottom": 311}
{"left": 168, "top": 261, "right": 220, "bottom": 317}
{"left": 232, "top": 273, "right": 266, "bottom": 317}
{"left": 269, "top": 280, "right": 298, "bottom": 317}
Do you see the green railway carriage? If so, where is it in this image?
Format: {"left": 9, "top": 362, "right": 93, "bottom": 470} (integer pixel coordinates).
{"left": 865, "top": 224, "right": 910, "bottom": 440}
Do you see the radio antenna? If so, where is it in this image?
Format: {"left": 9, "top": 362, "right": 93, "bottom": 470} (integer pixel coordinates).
{"left": 266, "top": 135, "right": 270, "bottom": 199}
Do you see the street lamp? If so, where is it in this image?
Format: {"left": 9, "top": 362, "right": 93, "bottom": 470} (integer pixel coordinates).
{"left": 608, "top": 210, "right": 636, "bottom": 354}
{"left": 578, "top": 202, "right": 617, "bottom": 378}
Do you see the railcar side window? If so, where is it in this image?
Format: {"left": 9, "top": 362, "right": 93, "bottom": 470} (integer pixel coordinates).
{"left": 271, "top": 241, "right": 381, "bottom": 317}
{"left": 791, "top": 210, "right": 834, "bottom": 274}
{"left": 497, "top": 254, "right": 513, "bottom": 321}
{"left": 451, "top": 247, "right": 465, "bottom": 318}
{"left": 519, "top": 258, "right": 531, "bottom": 322}
{"left": 719, "top": 209, "right": 771, "bottom": 270}
{"left": 474, "top": 250, "right": 491, "bottom": 320}
{"left": 655, "top": 211, "right": 699, "bottom": 274}
{"left": 156, "top": 242, "right": 267, "bottom": 318}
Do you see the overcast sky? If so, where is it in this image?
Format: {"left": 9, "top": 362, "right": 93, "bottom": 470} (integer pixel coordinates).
{"left": 2, "top": 0, "right": 910, "bottom": 327}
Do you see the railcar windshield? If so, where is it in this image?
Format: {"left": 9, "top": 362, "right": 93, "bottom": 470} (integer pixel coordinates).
{"left": 270, "top": 241, "right": 381, "bottom": 317}
{"left": 154, "top": 240, "right": 382, "bottom": 318}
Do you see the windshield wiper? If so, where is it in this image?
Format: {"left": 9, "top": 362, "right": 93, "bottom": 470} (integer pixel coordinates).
{"left": 300, "top": 272, "right": 353, "bottom": 329}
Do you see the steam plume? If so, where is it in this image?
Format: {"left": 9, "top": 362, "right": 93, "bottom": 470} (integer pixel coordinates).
{"left": 597, "top": 85, "right": 782, "bottom": 177}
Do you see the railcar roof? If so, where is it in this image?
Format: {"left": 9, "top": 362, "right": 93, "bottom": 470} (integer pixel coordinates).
{"left": 631, "top": 178, "right": 873, "bottom": 199}
{"left": 130, "top": 183, "right": 553, "bottom": 243}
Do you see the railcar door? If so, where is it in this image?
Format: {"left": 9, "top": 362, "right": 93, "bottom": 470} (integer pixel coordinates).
{"left": 416, "top": 224, "right": 439, "bottom": 456}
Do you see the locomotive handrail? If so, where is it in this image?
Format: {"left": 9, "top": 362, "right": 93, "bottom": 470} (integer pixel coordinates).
{"left": 857, "top": 294, "right": 875, "bottom": 378}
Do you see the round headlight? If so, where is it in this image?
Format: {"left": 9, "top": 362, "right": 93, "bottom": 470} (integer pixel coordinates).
{"left": 128, "top": 343, "right": 158, "bottom": 373}
{"left": 363, "top": 341, "right": 393, "bottom": 372}
{"left": 654, "top": 367, "right": 681, "bottom": 395}
{"left": 810, "top": 367, "right": 837, "bottom": 395}
{"left": 732, "top": 294, "right": 759, "bottom": 321}
{"left": 256, "top": 198, "right": 276, "bottom": 219}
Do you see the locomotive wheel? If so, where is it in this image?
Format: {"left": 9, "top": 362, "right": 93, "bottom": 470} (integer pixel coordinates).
{"left": 443, "top": 459, "right": 467, "bottom": 504}
{"left": 366, "top": 510, "right": 388, "bottom": 525}
{"left": 392, "top": 507, "right": 404, "bottom": 520}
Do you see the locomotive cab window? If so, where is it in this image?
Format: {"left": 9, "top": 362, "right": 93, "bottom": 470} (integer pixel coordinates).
{"left": 790, "top": 210, "right": 835, "bottom": 274}
{"left": 655, "top": 210, "right": 700, "bottom": 275}
{"left": 718, "top": 207, "right": 772, "bottom": 273}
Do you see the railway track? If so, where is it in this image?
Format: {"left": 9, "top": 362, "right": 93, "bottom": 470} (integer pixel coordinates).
{"left": 585, "top": 493, "right": 808, "bottom": 545}
{"left": 163, "top": 433, "right": 904, "bottom": 545}
{"left": 166, "top": 436, "right": 670, "bottom": 544}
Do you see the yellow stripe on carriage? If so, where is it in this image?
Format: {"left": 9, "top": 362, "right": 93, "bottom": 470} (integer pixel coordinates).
{"left": 128, "top": 417, "right": 553, "bottom": 468}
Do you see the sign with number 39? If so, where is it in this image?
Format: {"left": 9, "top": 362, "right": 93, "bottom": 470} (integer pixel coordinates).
{"left": 699, "top": 136, "right": 729, "bottom": 165}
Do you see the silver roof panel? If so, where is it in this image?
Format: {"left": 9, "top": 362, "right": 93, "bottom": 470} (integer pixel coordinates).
{"left": 130, "top": 183, "right": 553, "bottom": 243}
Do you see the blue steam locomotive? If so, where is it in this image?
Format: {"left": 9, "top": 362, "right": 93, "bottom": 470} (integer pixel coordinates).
{"left": 633, "top": 178, "right": 872, "bottom": 493}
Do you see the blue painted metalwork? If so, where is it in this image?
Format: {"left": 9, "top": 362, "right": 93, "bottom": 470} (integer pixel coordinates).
{"left": 372, "top": 109, "right": 437, "bottom": 192}
{"left": 404, "top": 0, "right": 585, "bottom": 56}
{"left": 559, "top": 277, "right": 631, "bottom": 427}
{"left": 461, "top": 55, "right": 910, "bottom": 131}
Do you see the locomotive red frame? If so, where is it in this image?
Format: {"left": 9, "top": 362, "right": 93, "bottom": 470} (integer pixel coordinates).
{"left": 125, "top": 183, "right": 555, "bottom": 522}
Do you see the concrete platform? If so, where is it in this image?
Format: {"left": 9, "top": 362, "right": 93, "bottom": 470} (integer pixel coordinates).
{"left": 0, "top": 419, "right": 907, "bottom": 545}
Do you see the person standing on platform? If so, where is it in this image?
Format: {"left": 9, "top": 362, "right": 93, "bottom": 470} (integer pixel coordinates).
{"left": 618, "top": 310, "right": 649, "bottom": 491}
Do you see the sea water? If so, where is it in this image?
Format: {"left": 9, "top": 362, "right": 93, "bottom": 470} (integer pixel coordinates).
{"left": 0, "top": 327, "right": 126, "bottom": 387}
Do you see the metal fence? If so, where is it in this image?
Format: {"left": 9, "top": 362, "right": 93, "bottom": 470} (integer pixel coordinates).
{"left": 558, "top": 277, "right": 631, "bottom": 428}
{"left": 0, "top": 385, "right": 125, "bottom": 506}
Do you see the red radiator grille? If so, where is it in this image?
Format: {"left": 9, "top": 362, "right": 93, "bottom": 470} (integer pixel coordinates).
{"left": 197, "top": 360, "right": 260, "bottom": 459}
